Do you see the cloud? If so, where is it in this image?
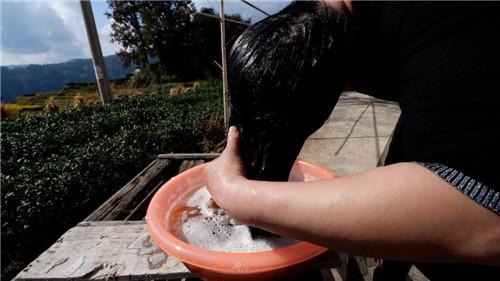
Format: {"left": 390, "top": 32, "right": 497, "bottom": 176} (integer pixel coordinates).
{"left": 99, "top": 22, "right": 120, "bottom": 57}
{"left": 0, "top": 0, "right": 289, "bottom": 66}
{"left": 0, "top": 0, "right": 118, "bottom": 66}
{"left": 1, "top": 2, "right": 78, "bottom": 54}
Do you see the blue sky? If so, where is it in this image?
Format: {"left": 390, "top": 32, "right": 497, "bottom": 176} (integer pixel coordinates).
{"left": 0, "top": 0, "right": 290, "bottom": 66}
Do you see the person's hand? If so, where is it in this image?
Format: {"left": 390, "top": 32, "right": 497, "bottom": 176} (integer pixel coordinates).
{"left": 204, "top": 126, "right": 247, "bottom": 210}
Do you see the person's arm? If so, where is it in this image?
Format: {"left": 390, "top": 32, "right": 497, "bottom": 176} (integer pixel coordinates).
{"left": 204, "top": 127, "right": 500, "bottom": 265}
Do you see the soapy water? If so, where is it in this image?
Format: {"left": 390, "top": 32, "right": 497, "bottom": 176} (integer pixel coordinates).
{"left": 168, "top": 187, "right": 297, "bottom": 253}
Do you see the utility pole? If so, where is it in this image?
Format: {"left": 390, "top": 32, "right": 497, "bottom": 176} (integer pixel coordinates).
{"left": 220, "top": 0, "right": 230, "bottom": 129}
{"left": 80, "top": 0, "right": 112, "bottom": 105}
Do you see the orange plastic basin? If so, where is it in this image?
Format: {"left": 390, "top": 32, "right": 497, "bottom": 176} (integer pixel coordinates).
{"left": 146, "top": 160, "right": 336, "bottom": 281}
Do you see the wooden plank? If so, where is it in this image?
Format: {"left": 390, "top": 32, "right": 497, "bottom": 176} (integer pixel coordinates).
{"left": 85, "top": 158, "right": 174, "bottom": 221}
{"left": 320, "top": 269, "right": 336, "bottom": 281}
{"left": 178, "top": 159, "right": 206, "bottom": 173}
{"left": 124, "top": 180, "right": 165, "bottom": 221}
{"left": 157, "top": 153, "right": 220, "bottom": 160}
{"left": 87, "top": 154, "right": 217, "bottom": 222}
{"left": 124, "top": 160, "right": 207, "bottom": 221}
{"left": 15, "top": 221, "right": 341, "bottom": 281}
{"left": 14, "top": 221, "right": 193, "bottom": 281}
{"left": 377, "top": 134, "right": 393, "bottom": 166}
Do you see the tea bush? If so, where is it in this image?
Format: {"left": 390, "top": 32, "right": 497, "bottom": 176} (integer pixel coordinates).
{"left": 1, "top": 80, "right": 224, "bottom": 279}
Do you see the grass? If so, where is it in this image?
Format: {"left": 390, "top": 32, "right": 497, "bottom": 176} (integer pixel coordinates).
{"left": 2, "top": 103, "right": 44, "bottom": 111}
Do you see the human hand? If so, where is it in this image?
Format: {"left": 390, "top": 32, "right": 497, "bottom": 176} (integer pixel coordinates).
{"left": 204, "top": 126, "right": 247, "bottom": 210}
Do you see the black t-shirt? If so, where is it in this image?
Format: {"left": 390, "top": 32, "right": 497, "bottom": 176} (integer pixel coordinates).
{"left": 351, "top": 1, "right": 500, "bottom": 191}
{"left": 350, "top": 2, "right": 500, "bottom": 279}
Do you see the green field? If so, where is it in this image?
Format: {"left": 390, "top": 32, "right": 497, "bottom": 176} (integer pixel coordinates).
{"left": 1, "top": 79, "right": 225, "bottom": 279}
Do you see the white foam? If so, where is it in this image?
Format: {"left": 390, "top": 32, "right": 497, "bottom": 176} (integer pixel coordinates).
{"left": 178, "top": 187, "right": 296, "bottom": 253}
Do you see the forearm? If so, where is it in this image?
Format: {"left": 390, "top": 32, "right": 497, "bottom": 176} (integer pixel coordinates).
{"left": 221, "top": 163, "right": 500, "bottom": 264}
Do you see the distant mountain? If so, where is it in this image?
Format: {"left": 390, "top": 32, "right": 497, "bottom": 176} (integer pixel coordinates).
{"left": 1, "top": 55, "right": 136, "bottom": 102}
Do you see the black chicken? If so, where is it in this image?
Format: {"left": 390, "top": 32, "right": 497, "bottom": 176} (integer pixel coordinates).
{"left": 228, "top": 1, "right": 352, "bottom": 181}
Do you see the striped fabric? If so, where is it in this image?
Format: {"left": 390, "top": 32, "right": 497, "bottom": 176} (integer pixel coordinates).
{"left": 418, "top": 162, "right": 500, "bottom": 215}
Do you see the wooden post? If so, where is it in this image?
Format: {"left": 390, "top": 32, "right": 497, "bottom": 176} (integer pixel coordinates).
{"left": 80, "top": 0, "right": 112, "bottom": 105}
{"left": 220, "top": 0, "right": 230, "bottom": 129}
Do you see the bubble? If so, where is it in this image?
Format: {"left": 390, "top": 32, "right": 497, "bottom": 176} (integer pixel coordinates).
{"left": 174, "top": 186, "right": 296, "bottom": 253}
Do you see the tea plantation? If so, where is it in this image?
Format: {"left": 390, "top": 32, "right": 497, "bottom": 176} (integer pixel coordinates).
{"left": 0, "top": 80, "right": 225, "bottom": 279}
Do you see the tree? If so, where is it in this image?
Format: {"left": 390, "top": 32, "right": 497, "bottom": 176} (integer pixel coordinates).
{"left": 106, "top": 1, "right": 250, "bottom": 79}
{"left": 139, "top": 1, "right": 196, "bottom": 78}
{"left": 106, "top": 1, "right": 151, "bottom": 68}
{"left": 190, "top": 8, "right": 251, "bottom": 78}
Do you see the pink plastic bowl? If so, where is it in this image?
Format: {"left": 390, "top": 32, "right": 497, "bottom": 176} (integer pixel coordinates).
{"left": 146, "top": 160, "right": 336, "bottom": 281}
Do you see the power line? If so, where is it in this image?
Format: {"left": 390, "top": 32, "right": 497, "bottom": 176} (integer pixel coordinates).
{"left": 240, "top": 0, "right": 270, "bottom": 17}
{"left": 204, "top": 0, "right": 218, "bottom": 13}
{"left": 195, "top": 12, "right": 250, "bottom": 26}
{"left": 225, "top": 0, "right": 237, "bottom": 16}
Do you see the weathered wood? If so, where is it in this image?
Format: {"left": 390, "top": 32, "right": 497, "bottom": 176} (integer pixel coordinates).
{"left": 124, "top": 160, "right": 207, "bottom": 221}
{"left": 220, "top": 0, "right": 230, "bottom": 129}
{"left": 13, "top": 221, "right": 193, "bottom": 281}
{"left": 85, "top": 159, "right": 175, "bottom": 221}
{"left": 124, "top": 180, "right": 164, "bottom": 221}
{"left": 377, "top": 134, "right": 393, "bottom": 166}
{"left": 320, "top": 269, "right": 336, "bottom": 281}
{"left": 86, "top": 154, "right": 218, "bottom": 221}
{"left": 14, "top": 221, "right": 340, "bottom": 281}
{"left": 178, "top": 160, "right": 206, "bottom": 173}
{"left": 157, "top": 153, "right": 220, "bottom": 160}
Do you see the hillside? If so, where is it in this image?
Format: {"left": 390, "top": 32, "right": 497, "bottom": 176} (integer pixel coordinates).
{"left": 1, "top": 55, "right": 136, "bottom": 102}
